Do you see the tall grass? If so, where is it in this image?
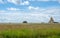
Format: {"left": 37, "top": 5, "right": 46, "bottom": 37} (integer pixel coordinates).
{"left": 0, "top": 29, "right": 60, "bottom": 38}
{"left": 0, "top": 23, "right": 60, "bottom": 38}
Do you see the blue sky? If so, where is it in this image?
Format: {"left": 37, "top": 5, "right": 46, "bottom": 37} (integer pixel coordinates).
{"left": 0, "top": 0, "right": 60, "bottom": 23}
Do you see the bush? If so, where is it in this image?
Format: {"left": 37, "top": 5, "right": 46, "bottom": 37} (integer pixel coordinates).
{"left": 23, "top": 21, "right": 27, "bottom": 23}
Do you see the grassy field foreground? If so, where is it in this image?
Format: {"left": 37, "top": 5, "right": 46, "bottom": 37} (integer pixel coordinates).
{"left": 0, "top": 23, "right": 60, "bottom": 38}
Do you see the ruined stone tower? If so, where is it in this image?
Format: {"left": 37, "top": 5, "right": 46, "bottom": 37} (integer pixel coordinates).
{"left": 49, "top": 17, "right": 54, "bottom": 24}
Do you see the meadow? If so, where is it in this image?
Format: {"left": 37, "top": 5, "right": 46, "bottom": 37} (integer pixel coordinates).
{"left": 0, "top": 23, "right": 60, "bottom": 38}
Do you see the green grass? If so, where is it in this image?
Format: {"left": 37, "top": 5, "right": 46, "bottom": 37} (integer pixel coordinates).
{"left": 0, "top": 23, "right": 60, "bottom": 38}
{"left": 0, "top": 29, "right": 60, "bottom": 38}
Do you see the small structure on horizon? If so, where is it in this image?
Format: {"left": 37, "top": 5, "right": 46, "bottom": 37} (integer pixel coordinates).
{"left": 49, "top": 17, "right": 59, "bottom": 24}
{"left": 49, "top": 17, "right": 54, "bottom": 24}
{"left": 23, "top": 21, "right": 27, "bottom": 23}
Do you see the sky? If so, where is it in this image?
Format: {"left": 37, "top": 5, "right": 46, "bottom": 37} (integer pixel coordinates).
{"left": 0, "top": 0, "right": 60, "bottom": 23}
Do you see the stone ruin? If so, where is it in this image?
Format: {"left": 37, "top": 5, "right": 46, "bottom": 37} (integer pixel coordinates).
{"left": 49, "top": 17, "right": 54, "bottom": 24}
{"left": 49, "top": 17, "right": 58, "bottom": 24}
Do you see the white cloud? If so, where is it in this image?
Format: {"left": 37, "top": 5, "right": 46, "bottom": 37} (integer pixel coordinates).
{"left": 0, "top": 7, "right": 60, "bottom": 23}
{"left": 20, "top": 1, "right": 29, "bottom": 5}
{"left": 36, "top": 0, "right": 58, "bottom": 1}
{"left": 0, "top": 0, "right": 60, "bottom": 5}
{"left": 7, "top": 0, "right": 29, "bottom": 5}
{"left": 0, "top": 10, "right": 6, "bottom": 13}
{"left": 7, "top": 0, "right": 21, "bottom": 4}
{"left": 28, "top": 6, "right": 39, "bottom": 10}
{"left": 41, "top": 7, "right": 60, "bottom": 15}
{"left": 37, "top": 0, "right": 50, "bottom": 1}
{"left": 28, "top": 6, "right": 46, "bottom": 12}
{"left": 7, "top": 7, "right": 20, "bottom": 11}
{"left": 28, "top": 6, "right": 60, "bottom": 15}
{"left": 30, "top": 0, "right": 60, "bottom": 4}
{"left": 0, "top": 0, "right": 4, "bottom": 3}
{"left": 58, "top": 0, "right": 60, "bottom": 3}
{"left": 0, "top": 12, "right": 50, "bottom": 23}
{"left": 28, "top": 6, "right": 60, "bottom": 22}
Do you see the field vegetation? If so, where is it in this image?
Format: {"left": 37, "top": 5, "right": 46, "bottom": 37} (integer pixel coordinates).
{"left": 0, "top": 23, "right": 60, "bottom": 38}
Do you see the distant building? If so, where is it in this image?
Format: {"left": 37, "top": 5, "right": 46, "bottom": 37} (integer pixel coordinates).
{"left": 49, "top": 17, "right": 54, "bottom": 24}
{"left": 49, "top": 17, "right": 59, "bottom": 24}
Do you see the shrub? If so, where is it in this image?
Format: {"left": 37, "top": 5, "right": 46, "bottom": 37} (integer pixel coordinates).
{"left": 23, "top": 21, "right": 27, "bottom": 23}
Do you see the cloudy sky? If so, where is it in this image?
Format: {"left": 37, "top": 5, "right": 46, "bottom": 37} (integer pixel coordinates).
{"left": 0, "top": 0, "right": 60, "bottom": 23}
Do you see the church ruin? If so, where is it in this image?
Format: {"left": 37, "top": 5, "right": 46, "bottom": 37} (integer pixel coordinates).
{"left": 49, "top": 17, "right": 54, "bottom": 24}
{"left": 49, "top": 17, "right": 58, "bottom": 24}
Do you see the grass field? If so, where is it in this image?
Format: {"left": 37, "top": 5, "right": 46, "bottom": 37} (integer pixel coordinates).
{"left": 0, "top": 23, "right": 60, "bottom": 38}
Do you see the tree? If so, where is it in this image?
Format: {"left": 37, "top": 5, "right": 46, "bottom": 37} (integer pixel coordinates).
{"left": 23, "top": 21, "right": 27, "bottom": 23}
